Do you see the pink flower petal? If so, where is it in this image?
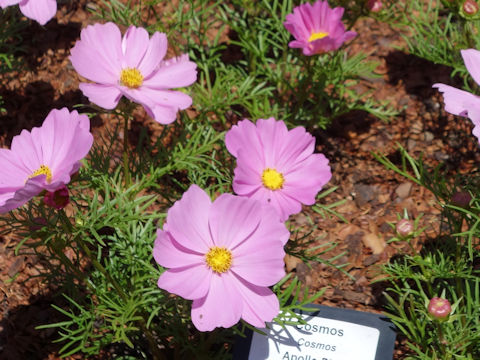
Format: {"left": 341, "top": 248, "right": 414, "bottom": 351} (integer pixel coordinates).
{"left": 461, "top": 49, "right": 480, "bottom": 86}
{"left": 433, "top": 83, "right": 480, "bottom": 117}
{"left": 208, "top": 193, "right": 262, "bottom": 249}
{"left": 0, "top": 0, "right": 21, "bottom": 8}
{"left": 164, "top": 185, "right": 212, "bottom": 253}
{"left": 231, "top": 239, "right": 285, "bottom": 286}
{"left": 191, "top": 273, "right": 243, "bottom": 331}
{"left": 70, "top": 23, "right": 123, "bottom": 84}
{"left": 157, "top": 264, "right": 212, "bottom": 301}
{"left": 225, "top": 119, "right": 262, "bottom": 158}
{"left": 121, "top": 26, "right": 150, "bottom": 69}
{"left": 153, "top": 230, "right": 204, "bottom": 269}
{"left": 19, "top": 0, "right": 56, "bottom": 25}
{"left": 269, "top": 190, "right": 302, "bottom": 221}
{"left": 283, "top": 153, "right": 331, "bottom": 205}
{"left": 138, "top": 32, "right": 168, "bottom": 76}
{"left": 144, "top": 57, "right": 197, "bottom": 88}
{"left": 232, "top": 275, "right": 280, "bottom": 328}
{"left": 79, "top": 83, "right": 122, "bottom": 109}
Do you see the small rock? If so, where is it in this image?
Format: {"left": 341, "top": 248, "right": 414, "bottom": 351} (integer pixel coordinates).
{"left": 7, "top": 257, "right": 25, "bottom": 278}
{"left": 353, "top": 183, "right": 377, "bottom": 207}
{"left": 395, "top": 182, "right": 413, "bottom": 199}
{"left": 411, "top": 121, "right": 423, "bottom": 134}
{"left": 407, "top": 139, "right": 416, "bottom": 151}
{"left": 424, "top": 131, "right": 434, "bottom": 142}
{"left": 363, "top": 254, "right": 381, "bottom": 266}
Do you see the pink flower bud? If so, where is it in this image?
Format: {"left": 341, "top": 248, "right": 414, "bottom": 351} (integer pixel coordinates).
{"left": 428, "top": 297, "right": 452, "bottom": 320}
{"left": 396, "top": 219, "right": 414, "bottom": 237}
{"left": 463, "top": 0, "right": 479, "bottom": 15}
{"left": 367, "top": 0, "right": 383, "bottom": 12}
{"left": 451, "top": 191, "right": 472, "bottom": 208}
{"left": 44, "top": 186, "right": 70, "bottom": 210}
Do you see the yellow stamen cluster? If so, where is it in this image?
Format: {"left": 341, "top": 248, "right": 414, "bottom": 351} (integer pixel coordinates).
{"left": 308, "top": 31, "right": 329, "bottom": 42}
{"left": 29, "top": 165, "right": 52, "bottom": 183}
{"left": 120, "top": 68, "right": 144, "bottom": 88}
{"left": 261, "top": 168, "right": 284, "bottom": 190}
{"left": 205, "top": 247, "right": 232, "bottom": 273}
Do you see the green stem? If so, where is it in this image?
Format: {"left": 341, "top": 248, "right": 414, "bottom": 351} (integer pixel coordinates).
{"left": 293, "top": 56, "right": 314, "bottom": 119}
{"left": 123, "top": 114, "right": 131, "bottom": 188}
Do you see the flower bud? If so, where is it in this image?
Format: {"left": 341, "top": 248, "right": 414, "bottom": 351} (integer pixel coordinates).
{"left": 428, "top": 297, "right": 452, "bottom": 320}
{"left": 462, "top": 0, "right": 479, "bottom": 16}
{"left": 367, "top": 0, "right": 383, "bottom": 12}
{"left": 396, "top": 219, "right": 414, "bottom": 237}
{"left": 451, "top": 191, "right": 472, "bottom": 208}
{"left": 44, "top": 186, "right": 70, "bottom": 210}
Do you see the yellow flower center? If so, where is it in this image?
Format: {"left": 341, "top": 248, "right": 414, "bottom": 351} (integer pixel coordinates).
{"left": 308, "top": 31, "right": 329, "bottom": 42}
{"left": 261, "top": 168, "right": 284, "bottom": 190}
{"left": 120, "top": 68, "right": 143, "bottom": 88}
{"left": 205, "top": 247, "right": 232, "bottom": 273}
{"left": 29, "top": 165, "right": 52, "bottom": 183}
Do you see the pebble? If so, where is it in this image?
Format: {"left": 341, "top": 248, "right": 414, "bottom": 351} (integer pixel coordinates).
{"left": 424, "top": 131, "right": 434, "bottom": 142}
{"left": 395, "top": 182, "right": 413, "bottom": 199}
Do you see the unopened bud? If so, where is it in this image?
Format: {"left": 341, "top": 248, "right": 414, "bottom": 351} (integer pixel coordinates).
{"left": 428, "top": 297, "right": 452, "bottom": 320}
{"left": 451, "top": 191, "right": 472, "bottom": 208}
{"left": 463, "top": 0, "right": 479, "bottom": 15}
{"left": 396, "top": 219, "right": 414, "bottom": 237}
{"left": 44, "top": 186, "right": 70, "bottom": 210}
{"left": 367, "top": 0, "right": 382, "bottom": 12}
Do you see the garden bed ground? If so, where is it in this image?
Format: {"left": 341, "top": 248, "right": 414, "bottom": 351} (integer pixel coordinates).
{"left": 0, "top": 1, "right": 478, "bottom": 359}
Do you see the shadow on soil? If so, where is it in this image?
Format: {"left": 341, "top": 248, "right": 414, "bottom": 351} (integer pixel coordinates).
{"left": 0, "top": 293, "right": 63, "bottom": 360}
{"left": 0, "top": 82, "right": 85, "bottom": 144}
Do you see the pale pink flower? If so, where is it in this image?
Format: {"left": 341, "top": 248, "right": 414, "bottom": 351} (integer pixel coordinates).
{"left": 434, "top": 49, "right": 480, "bottom": 143}
{"left": 70, "top": 22, "right": 197, "bottom": 125}
{"left": 0, "top": 108, "right": 93, "bottom": 213}
{"left": 225, "top": 118, "right": 332, "bottom": 222}
{"left": 0, "top": 0, "right": 56, "bottom": 26}
{"left": 154, "top": 185, "right": 289, "bottom": 331}
{"left": 284, "top": 0, "right": 357, "bottom": 56}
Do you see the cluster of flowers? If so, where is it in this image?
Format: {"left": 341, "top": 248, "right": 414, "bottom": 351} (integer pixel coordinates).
{"left": 1, "top": 0, "right": 404, "bottom": 332}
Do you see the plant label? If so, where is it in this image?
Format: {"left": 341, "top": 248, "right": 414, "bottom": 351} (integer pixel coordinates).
{"left": 234, "top": 305, "right": 396, "bottom": 360}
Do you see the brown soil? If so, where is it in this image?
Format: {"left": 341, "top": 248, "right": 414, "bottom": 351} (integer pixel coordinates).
{"left": 0, "top": 2, "right": 477, "bottom": 359}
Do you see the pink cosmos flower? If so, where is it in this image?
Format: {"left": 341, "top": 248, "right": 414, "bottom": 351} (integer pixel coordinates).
{"left": 0, "top": 0, "right": 56, "bottom": 26}
{"left": 225, "top": 118, "right": 332, "bottom": 222}
{"left": 284, "top": 0, "right": 357, "bottom": 56}
{"left": 154, "top": 185, "right": 289, "bottom": 331}
{"left": 0, "top": 108, "right": 93, "bottom": 213}
{"left": 434, "top": 49, "right": 480, "bottom": 143}
{"left": 70, "top": 22, "right": 197, "bottom": 125}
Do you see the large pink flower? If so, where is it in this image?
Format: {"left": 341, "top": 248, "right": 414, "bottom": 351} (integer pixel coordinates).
{"left": 434, "top": 49, "right": 480, "bottom": 143}
{"left": 225, "top": 118, "right": 332, "bottom": 222}
{"left": 154, "top": 185, "right": 289, "bottom": 331}
{"left": 0, "top": 108, "right": 93, "bottom": 213}
{"left": 284, "top": 0, "right": 356, "bottom": 56}
{"left": 70, "top": 22, "right": 197, "bottom": 125}
{"left": 0, "top": 0, "right": 56, "bottom": 26}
